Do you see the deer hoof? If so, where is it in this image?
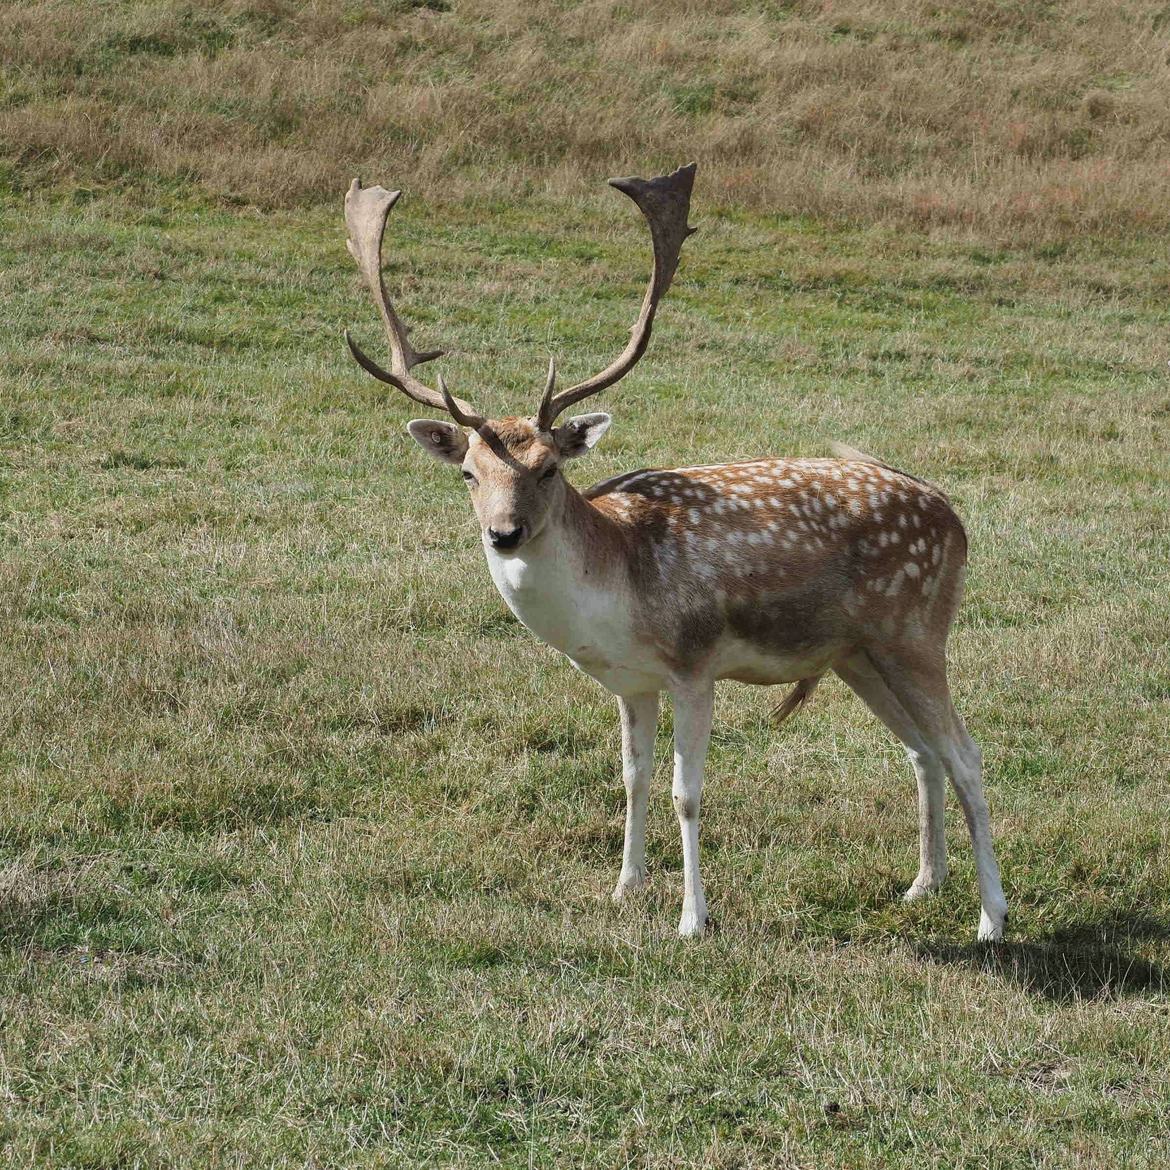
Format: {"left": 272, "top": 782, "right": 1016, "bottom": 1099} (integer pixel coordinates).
{"left": 677, "top": 897, "right": 708, "bottom": 938}
{"left": 612, "top": 868, "right": 648, "bottom": 901}
{"left": 903, "top": 876, "right": 946, "bottom": 903}
{"left": 977, "top": 906, "right": 1008, "bottom": 942}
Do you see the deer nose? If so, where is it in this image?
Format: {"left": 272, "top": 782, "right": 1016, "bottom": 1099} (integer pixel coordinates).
{"left": 488, "top": 525, "right": 525, "bottom": 550}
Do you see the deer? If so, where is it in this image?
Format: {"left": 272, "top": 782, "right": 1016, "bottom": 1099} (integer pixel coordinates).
{"left": 342, "top": 163, "right": 1008, "bottom": 942}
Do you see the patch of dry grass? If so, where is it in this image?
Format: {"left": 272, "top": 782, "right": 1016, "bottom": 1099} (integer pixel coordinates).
{"left": 4, "top": 0, "right": 1170, "bottom": 236}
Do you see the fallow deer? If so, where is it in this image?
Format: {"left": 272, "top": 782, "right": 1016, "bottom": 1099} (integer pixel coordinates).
{"left": 343, "top": 164, "right": 1008, "bottom": 941}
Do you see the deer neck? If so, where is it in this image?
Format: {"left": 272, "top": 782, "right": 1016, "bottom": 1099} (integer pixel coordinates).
{"left": 481, "top": 482, "right": 632, "bottom": 662}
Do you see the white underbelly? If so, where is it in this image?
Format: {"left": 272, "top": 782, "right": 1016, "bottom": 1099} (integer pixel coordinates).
{"left": 709, "top": 637, "right": 838, "bottom": 685}
{"left": 568, "top": 657, "right": 669, "bottom": 694}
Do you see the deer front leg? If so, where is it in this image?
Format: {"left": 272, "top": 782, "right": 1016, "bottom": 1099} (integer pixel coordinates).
{"left": 671, "top": 680, "right": 714, "bottom": 937}
{"left": 612, "top": 693, "right": 659, "bottom": 901}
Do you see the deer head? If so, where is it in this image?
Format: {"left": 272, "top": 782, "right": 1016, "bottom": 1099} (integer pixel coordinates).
{"left": 343, "top": 165, "right": 697, "bottom": 552}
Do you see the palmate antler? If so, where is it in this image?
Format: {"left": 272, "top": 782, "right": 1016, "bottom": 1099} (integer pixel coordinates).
{"left": 343, "top": 179, "right": 485, "bottom": 427}
{"left": 536, "top": 163, "right": 697, "bottom": 430}
{"left": 343, "top": 165, "right": 697, "bottom": 429}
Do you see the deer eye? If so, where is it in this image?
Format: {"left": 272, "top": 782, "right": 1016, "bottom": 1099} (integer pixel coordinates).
{"left": 462, "top": 469, "right": 477, "bottom": 485}
{"left": 540, "top": 464, "right": 558, "bottom": 481}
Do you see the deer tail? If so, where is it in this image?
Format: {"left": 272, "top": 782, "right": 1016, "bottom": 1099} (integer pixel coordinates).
{"left": 771, "top": 676, "right": 820, "bottom": 727}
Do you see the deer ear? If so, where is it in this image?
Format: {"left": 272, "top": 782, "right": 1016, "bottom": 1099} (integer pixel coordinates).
{"left": 553, "top": 413, "right": 612, "bottom": 459}
{"left": 406, "top": 419, "right": 469, "bottom": 465}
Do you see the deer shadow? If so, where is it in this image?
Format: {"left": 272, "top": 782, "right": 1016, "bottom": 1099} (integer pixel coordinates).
{"left": 914, "top": 911, "right": 1170, "bottom": 1003}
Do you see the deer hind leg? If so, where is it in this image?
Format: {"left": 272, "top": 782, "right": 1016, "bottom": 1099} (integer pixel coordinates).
{"left": 670, "top": 680, "right": 714, "bottom": 937}
{"left": 855, "top": 645, "right": 1008, "bottom": 942}
{"left": 612, "top": 693, "right": 659, "bottom": 901}
{"left": 834, "top": 652, "right": 948, "bottom": 900}
{"left": 940, "top": 707, "right": 1007, "bottom": 942}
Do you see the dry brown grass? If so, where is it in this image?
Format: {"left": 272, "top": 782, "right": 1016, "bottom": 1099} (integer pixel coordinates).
{"left": 3, "top": 0, "right": 1170, "bottom": 237}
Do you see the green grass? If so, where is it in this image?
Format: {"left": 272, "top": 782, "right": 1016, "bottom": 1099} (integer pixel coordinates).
{"left": 1, "top": 184, "right": 1169, "bottom": 1167}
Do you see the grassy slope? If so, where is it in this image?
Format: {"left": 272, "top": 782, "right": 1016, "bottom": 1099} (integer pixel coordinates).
{"left": 4, "top": 0, "right": 1170, "bottom": 236}
{"left": 1, "top": 181, "right": 1168, "bottom": 1165}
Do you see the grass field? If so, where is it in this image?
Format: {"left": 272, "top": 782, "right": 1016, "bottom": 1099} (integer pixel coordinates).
{"left": 2, "top": 181, "right": 1168, "bottom": 1166}
{"left": 2, "top": 0, "right": 1170, "bottom": 1165}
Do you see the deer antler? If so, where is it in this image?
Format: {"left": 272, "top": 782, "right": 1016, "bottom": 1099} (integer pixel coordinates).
{"left": 344, "top": 179, "right": 484, "bottom": 426}
{"left": 537, "top": 163, "right": 697, "bottom": 431}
